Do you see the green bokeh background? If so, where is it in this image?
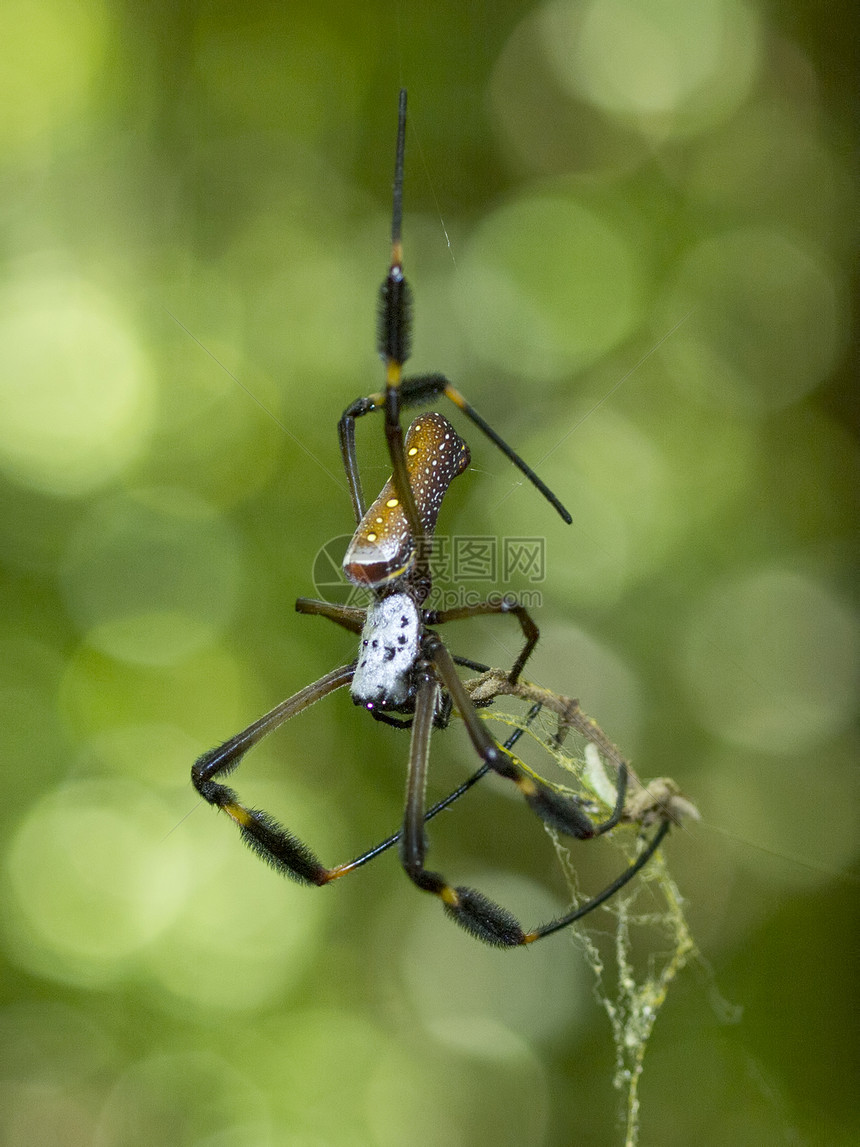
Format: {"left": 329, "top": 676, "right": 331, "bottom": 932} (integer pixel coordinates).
{"left": 0, "top": 2, "right": 856, "bottom": 1145}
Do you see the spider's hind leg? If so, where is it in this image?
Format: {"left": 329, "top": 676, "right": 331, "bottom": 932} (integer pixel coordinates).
{"left": 397, "top": 636, "right": 655, "bottom": 947}
{"left": 427, "top": 635, "right": 621, "bottom": 840}
{"left": 191, "top": 665, "right": 355, "bottom": 886}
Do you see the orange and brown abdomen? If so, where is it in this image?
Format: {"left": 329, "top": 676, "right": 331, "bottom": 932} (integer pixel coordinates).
{"left": 343, "top": 412, "right": 470, "bottom": 588}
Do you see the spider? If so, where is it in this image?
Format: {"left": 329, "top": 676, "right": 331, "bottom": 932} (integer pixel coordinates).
{"left": 192, "top": 91, "right": 670, "bottom": 946}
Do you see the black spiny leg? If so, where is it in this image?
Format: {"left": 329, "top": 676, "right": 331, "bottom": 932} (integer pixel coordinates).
{"left": 191, "top": 665, "right": 354, "bottom": 885}
{"left": 519, "top": 819, "right": 671, "bottom": 943}
{"left": 399, "top": 666, "right": 527, "bottom": 947}
{"left": 338, "top": 86, "right": 571, "bottom": 596}
{"left": 399, "top": 373, "right": 572, "bottom": 524}
{"left": 426, "top": 635, "right": 605, "bottom": 839}
{"left": 379, "top": 92, "right": 428, "bottom": 573}
{"left": 424, "top": 596, "right": 540, "bottom": 684}
{"left": 191, "top": 660, "right": 543, "bottom": 891}
{"left": 398, "top": 635, "right": 658, "bottom": 947}
{"left": 338, "top": 376, "right": 573, "bottom": 530}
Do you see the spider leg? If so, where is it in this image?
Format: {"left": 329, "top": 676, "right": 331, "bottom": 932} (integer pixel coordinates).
{"left": 424, "top": 596, "right": 540, "bottom": 684}
{"left": 294, "top": 597, "right": 366, "bottom": 634}
{"left": 402, "top": 374, "right": 572, "bottom": 523}
{"left": 398, "top": 635, "right": 657, "bottom": 947}
{"left": 398, "top": 665, "right": 532, "bottom": 946}
{"left": 339, "top": 374, "right": 572, "bottom": 527}
{"left": 452, "top": 654, "right": 492, "bottom": 673}
{"left": 191, "top": 664, "right": 354, "bottom": 885}
{"left": 191, "top": 659, "right": 538, "bottom": 888}
{"left": 520, "top": 819, "right": 671, "bottom": 942}
{"left": 341, "top": 373, "right": 573, "bottom": 525}
{"left": 337, "top": 374, "right": 429, "bottom": 603}
{"left": 328, "top": 702, "right": 543, "bottom": 878}
{"left": 338, "top": 391, "right": 425, "bottom": 549}
{"left": 427, "top": 634, "right": 607, "bottom": 839}
{"left": 294, "top": 603, "right": 410, "bottom": 727}
{"left": 367, "top": 710, "right": 414, "bottom": 730}
{"left": 339, "top": 385, "right": 433, "bottom": 541}
{"left": 338, "top": 395, "right": 375, "bottom": 523}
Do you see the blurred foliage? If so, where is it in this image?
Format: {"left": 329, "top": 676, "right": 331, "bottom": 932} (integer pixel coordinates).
{"left": 0, "top": 1, "right": 857, "bottom": 1145}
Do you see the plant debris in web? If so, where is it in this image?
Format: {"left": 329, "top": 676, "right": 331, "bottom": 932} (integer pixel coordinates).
{"left": 465, "top": 669, "right": 699, "bottom": 1147}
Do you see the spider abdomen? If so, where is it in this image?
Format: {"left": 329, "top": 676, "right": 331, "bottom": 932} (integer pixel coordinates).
{"left": 342, "top": 412, "right": 470, "bottom": 587}
{"left": 351, "top": 593, "right": 421, "bottom": 709}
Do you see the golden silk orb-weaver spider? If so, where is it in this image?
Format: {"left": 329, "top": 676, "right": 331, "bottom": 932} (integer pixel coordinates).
{"left": 192, "top": 91, "right": 670, "bottom": 946}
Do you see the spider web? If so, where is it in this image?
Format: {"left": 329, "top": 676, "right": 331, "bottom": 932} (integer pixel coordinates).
{"left": 471, "top": 679, "right": 698, "bottom": 1147}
